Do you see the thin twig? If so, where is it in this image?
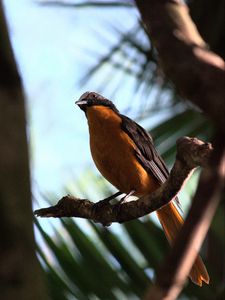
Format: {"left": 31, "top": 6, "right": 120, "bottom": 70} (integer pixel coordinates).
{"left": 38, "top": 1, "right": 134, "bottom": 9}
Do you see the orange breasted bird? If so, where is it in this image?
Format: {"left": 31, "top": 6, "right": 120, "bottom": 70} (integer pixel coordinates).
{"left": 76, "top": 91, "right": 209, "bottom": 286}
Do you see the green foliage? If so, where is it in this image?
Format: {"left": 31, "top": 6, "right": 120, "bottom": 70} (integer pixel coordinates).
{"left": 36, "top": 175, "right": 224, "bottom": 299}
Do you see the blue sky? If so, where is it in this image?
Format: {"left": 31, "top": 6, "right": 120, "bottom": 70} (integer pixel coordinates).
{"left": 4, "top": 0, "right": 139, "bottom": 199}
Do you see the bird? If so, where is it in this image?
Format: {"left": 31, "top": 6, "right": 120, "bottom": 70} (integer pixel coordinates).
{"left": 75, "top": 91, "right": 209, "bottom": 286}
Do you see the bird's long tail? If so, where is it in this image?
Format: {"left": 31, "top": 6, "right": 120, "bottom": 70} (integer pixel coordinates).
{"left": 156, "top": 202, "right": 209, "bottom": 286}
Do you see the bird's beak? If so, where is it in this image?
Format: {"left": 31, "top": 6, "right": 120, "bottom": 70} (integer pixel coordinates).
{"left": 75, "top": 91, "right": 91, "bottom": 107}
{"left": 75, "top": 92, "right": 92, "bottom": 111}
{"left": 75, "top": 99, "right": 88, "bottom": 106}
{"left": 75, "top": 94, "right": 89, "bottom": 111}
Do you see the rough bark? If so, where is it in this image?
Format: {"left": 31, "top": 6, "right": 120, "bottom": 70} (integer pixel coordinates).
{"left": 0, "top": 2, "right": 49, "bottom": 300}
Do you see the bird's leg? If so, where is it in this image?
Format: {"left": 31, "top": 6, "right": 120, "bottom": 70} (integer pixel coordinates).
{"left": 100, "top": 191, "right": 123, "bottom": 203}
{"left": 93, "top": 191, "right": 123, "bottom": 211}
{"left": 111, "top": 190, "right": 136, "bottom": 218}
{"left": 118, "top": 190, "right": 135, "bottom": 204}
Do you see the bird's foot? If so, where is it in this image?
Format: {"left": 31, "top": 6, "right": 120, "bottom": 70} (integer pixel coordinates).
{"left": 118, "top": 190, "right": 135, "bottom": 204}
{"left": 92, "top": 191, "right": 122, "bottom": 214}
{"left": 100, "top": 191, "right": 122, "bottom": 203}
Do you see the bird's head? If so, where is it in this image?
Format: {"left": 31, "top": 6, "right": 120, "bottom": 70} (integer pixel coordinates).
{"left": 75, "top": 91, "right": 119, "bottom": 113}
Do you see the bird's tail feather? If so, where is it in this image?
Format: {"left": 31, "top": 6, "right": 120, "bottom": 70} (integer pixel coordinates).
{"left": 156, "top": 202, "right": 209, "bottom": 286}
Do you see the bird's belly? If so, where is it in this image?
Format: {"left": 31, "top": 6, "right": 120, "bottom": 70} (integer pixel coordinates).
{"left": 90, "top": 128, "right": 158, "bottom": 196}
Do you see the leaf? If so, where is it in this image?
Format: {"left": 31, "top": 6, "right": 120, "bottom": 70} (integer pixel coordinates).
{"left": 60, "top": 218, "right": 130, "bottom": 296}
{"left": 90, "top": 222, "right": 150, "bottom": 297}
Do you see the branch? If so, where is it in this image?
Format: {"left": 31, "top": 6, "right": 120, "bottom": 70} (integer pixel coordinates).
{"left": 144, "top": 137, "right": 225, "bottom": 300}
{"left": 38, "top": 1, "right": 134, "bottom": 9}
{"left": 135, "top": 0, "right": 225, "bottom": 131}
{"left": 34, "top": 137, "right": 212, "bottom": 226}
{"left": 134, "top": 1, "right": 225, "bottom": 299}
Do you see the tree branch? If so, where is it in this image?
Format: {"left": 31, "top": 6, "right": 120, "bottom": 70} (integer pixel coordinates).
{"left": 135, "top": 0, "right": 225, "bottom": 131}
{"left": 38, "top": 0, "right": 134, "bottom": 9}
{"left": 143, "top": 136, "right": 225, "bottom": 300}
{"left": 34, "top": 137, "right": 212, "bottom": 226}
{"left": 135, "top": 0, "right": 225, "bottom": 299}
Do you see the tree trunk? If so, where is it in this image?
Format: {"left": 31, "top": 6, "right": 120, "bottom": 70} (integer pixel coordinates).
{"left": 0, "top": 2, "right": 49, "bottom": 299}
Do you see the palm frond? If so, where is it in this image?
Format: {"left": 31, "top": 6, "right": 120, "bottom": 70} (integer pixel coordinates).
{"left": 36, "top": 167, "right": 217, "bottom": 299}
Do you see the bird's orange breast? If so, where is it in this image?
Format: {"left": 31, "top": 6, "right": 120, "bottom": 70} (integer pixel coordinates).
{"left": 86, "top": 106, "right": 158, "bottom": 196}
